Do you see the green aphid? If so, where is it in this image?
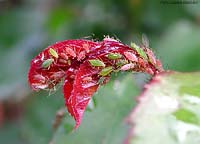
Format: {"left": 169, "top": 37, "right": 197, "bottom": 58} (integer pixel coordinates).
{"left": 68, "top": 59, "right": 71, "bottom": 65}
{"left": 49, "top": 48, "right": 58, "bottom": 58}
{"left": 89, "top": 59, "right": 105, "bottom": 67}
{"left": 107, "top": 53, "right": 122, "bottom": 60}
{"left": 116, "top": 59, "right": 128, "bottom": 67}
{"left": 99, "top": 66, "right": 113, "bottom": 76}
{"left": 130, "top": 42, "right": 148, "bottom": 59}
{"left": 42, "top": 59, "right": 54, "bottom": 68}
{"left": 98, "top": 77, "right": 107, "bottom": 85}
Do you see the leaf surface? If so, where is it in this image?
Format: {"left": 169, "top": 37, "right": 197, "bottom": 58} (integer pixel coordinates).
{"left": 127, "top": 72, "right": 200, "bottom": 144}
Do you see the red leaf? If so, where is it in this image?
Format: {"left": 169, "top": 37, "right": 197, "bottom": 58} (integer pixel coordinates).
{"left": 28, "top": 38, "right": 163, "bottom": 129}
{"left": 64, "top": 61, "right": 100, "bottom": 128}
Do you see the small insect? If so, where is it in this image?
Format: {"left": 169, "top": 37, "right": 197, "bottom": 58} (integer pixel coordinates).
{"left": 124, "top": 51, "right": 138, "bottom": 62}
{"left": 89, "top": 59, "right": 105, "bottom": 67}
{"left": 138, "top": 58, "right": 146, "bottom": 68}
{"left": 156, "top": 60, "right": 163, "bottom": 72}
{"left": 98, "top": 77, "right": 110, "bottom": 85}
{"left": 130, "top": 42, "right": 147, "bottom": 60}
{"left": 42, "top": 59, "right": 54, "bottom": 68}
{"left": 82, "top": 77, "right": 93, "bottom": 83}
{"left": 146, "top": 68, "right": 154, "bottom": 75}
{"left": 120, "top": 63, "right": 135, "bottom": 71}
{"left": 33, "top": 74, "right": 46, "bottom": 83}
{"left": 68, "top": 59, "right": 71, "bottom": 65}
{"left": 146, "top": 48, "right": 157, "bottom": 65}
{"left": 106, "top": 53, "right": 122, "bottom": 60}
{"left": 70, "top": 74, "right": 75, "bottom": 79}
{"left": 103, "top": 36, "right": 118, "bottom": 42}
{"left": 83, "top": 43, "right": 90, "bottom": 53}
{"left": 60, "top": 53, "right": 68, "bottom": 60}
{"left": 142, "top": 34, "right": 149, "bottom": 48}
{"left": 31, "top": 83, "right": 48, "bottom": 90}
{"left": 77, "top": 51, "right": 86, "bottom": 61}
{"left": 58, "top": 59, "right": 68, "bottom": 64}
{"left": 49, "top": 48, "right": 58, "bottom": 58}
{"left": 99, "top": 66, "right": 113, "bottom": 76}
{"left": 50, "top": 71, "right": 65, "bottom": 80}
{"left": 65, "top": 47, "right": 76, "bottom": 57}
{"left": 116, "top": 59, "right": 128, "bottom": 67}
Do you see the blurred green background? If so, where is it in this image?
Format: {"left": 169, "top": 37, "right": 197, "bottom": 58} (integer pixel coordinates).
{"left": 0, "top": 0, "right": 200, "bottom": 144}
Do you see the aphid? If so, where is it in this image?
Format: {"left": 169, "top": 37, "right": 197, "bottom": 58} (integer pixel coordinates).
{"left": 65, "top": 47, "right": 76, "bottom": 57}
{"left": 33, "top": 74, "right": 46, "bottom": 83}
{"left": 58, "top": 59, "right": 68, "bottom": 64}
{"left": 146, "top": 48, "right": 156, "bottom": 65}
{"left": 103, "top": 36, "right": 118, "bottom": 42}
{"left": 146, "top": 68, "right": 154, "bottom": 75}
{"left": 32, "top": 83, "right": 48, "bottom": 90}
{"left": 82, "top": 77, "right": 92, "bottom": 83}
{"left": 156, "top": 60, "right": 163, "bottom": 71}
{"left": 138, "top": 58, "right": 146, "bottom": 68}
{"left": 142, "top": 34, "right": 149, "bottom": 48}
{"left": 89, "top": 59, "right": 105, "bottom": 67}
{"left": 50, "top": 71, "right": 65, "bottom": 80}
{"left": 42, "top": 59, "right": 54, "bottom": 68}
{"left": 77, "top": 51, "right": 86, "bottom": 61}
{"left": 98, "top": 77, "right": 110, "bottom": 85}
{"left": 124, "top": 51, "right": 138, "bottom": 62}
{"left": 99, "top": 66, "right": 113, "bottom": 76}
{"left": 46, "top": 80, "right": 57, "bottom": 92}
{"left": 49, "top": 48, "right": 58, "bottom": 58}
{"left": 120, "top": 63, "right": 135, "bottom": 71}
{"left": 83, "top": 43, "right": 90, "bottom": 53}
{"left": 116, "top": 59, "right": 128, "bottom": 67}
{"left": 60, "top": 53, "right": 68, "bottom": 60}
{"left": 70, "top": 74, "right": 75, "bottom": 79}
{"left": 68, "top": 59, "right": 71, "bottom": 65}
{"left": 130, "top": 42, "right": 147, "bottom": 60}
{"left": 106, "top": 53, "right": 122, "bottom": 60}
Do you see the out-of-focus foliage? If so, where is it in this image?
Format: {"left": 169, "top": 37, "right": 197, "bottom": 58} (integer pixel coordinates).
{"left": 0, "top": 0, "right": 200, "bottom": 143}
{"left": 128, "top": 72, "right": 200, "bottom": 144}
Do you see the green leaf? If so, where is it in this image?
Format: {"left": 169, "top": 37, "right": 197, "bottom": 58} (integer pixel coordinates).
{"left": 99, "top": 66, "right": 113, "bottom": 76}
{"left": 89, "top": 59, "right": 105, "bottom": 67}
{"left": 128, "top": 72, "right": 200, "bottom": 144}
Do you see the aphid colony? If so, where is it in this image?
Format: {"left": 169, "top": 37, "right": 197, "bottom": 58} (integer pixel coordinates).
{"left": 28, "top": 38, "right": 163, "bottom": 129}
